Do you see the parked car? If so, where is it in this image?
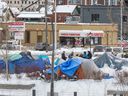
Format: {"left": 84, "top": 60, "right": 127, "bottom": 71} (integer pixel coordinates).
{"left": 1, "top": 40, "right": 20, "bottom": 50}
{"left": 93, "top": 45, "right": 106, "bottom": 53}
{"left": 35, "top": 43, "right": 52, "bottom": 51}
{"left": 105, "top": 47, "right": 112, "bottom": 53}
{"left": 1, "top": 43, "right": 15, "bottom": 50}
{"left": 111, "top": 47, "right": 123, "bottom": 56}
{"left": 35, "top": 42, "right": 60, "bottom": 51}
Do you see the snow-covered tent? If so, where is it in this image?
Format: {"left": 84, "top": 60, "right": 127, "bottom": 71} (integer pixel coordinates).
{"left": 47, "top": 57, "right": 101, "bottom": 80}
{"left": 94, "top": 53, "right": 128, "bottom": 70}
{"left": 8, "top": 53, "right": 50, "bottom": 74}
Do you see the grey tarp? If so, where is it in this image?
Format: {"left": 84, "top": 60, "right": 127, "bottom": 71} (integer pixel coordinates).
{"left": 94, "top": 53, "right": 128, "bottom": 70}
{"left": 73, "top": 57, "right": 100, "bottom": 79}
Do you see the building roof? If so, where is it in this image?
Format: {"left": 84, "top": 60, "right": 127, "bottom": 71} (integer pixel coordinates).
{"left": 56, "top": 5, "right": 77, "bottom": 13}
{"left": 10, "top": 7, "right": 20, "bottom": 16}
{"left": 17, "top": 12, "right": 45, "bottom": 18}
{"left": 40, "top": 5, "right": 53, "bottom": 15}
{"left": 0, "top": 1, "right": 7, "bottom": 16}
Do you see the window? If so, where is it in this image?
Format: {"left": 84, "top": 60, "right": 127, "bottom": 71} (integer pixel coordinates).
{"left": 10, "top": 1, "right": 12, "bottom": 4}
{"left": 25, "top": 31, "right": 30, "bottom": 43}
{"left": 37, "top": 36, "right": 42, "bottom": 43}
{"left": 109, "top": 0, "right": 116, "bottom": 5}
{"left": 58, "top": 15, "right": 61, "bottom": 21}
{"left": 17, "top": 1, "right": 19, "bottom": 4}
{"left": 58, "top": 0, "right": 63, "bottom": 4}
{"left": 91, "top": 14, "right": 99, "bottom": 22}
{"left": 123, "top": 16, "right": 127, "bottom": 22}
{"left": 104, "top": 0, "right": 109, "bottom": 5}
{"left": 91, "top": 0, "right": 97, "bottom": 5}
{"left": 14, "top": 1, "right": 16, "bottom": 4}
{"left": 25, "top": 1, "right": 27, "bottom": 4}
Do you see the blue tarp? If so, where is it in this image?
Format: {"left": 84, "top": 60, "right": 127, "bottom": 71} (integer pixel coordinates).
{"left": 0, "top": 59, "right": 5, "bottom": 71}
{"left": 8, "top": 53, "right": 49, "bottom": 74}
{"left": 47, "top": 58, "right": 82, "bottom": 77}
{"left": 38, "top": 55, "right": 50, "bottom": 65}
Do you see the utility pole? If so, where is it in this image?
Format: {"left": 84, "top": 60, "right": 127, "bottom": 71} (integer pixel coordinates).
{"left": 50, "top": 20, "right": 55, "bottom": 96}
{"left": 54, "top": 0, "right": 57, "bottom": 49}
{"left": 5, "top": 7, "right": 9, "bottom": 81}
{"left": 120, "top": 0, "right": 123, "bottom": 48}
{"left": 45, "top": 0, "right": 48, "bottom": 52}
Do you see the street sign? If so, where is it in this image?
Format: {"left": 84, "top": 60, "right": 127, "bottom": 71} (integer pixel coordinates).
{"left": 8, "top": 21, "right": 25, "bottom": 32}
{"left": 15, "top": 32, "right": 24, "bottom": 40}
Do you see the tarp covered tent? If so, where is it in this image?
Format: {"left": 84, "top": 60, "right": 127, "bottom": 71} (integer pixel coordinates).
{"left": 9, "top": 53, "right": 50, "bottom": 74}
{"left": 38, "top": 55, "right": 50, "bottom": 66}
{"left": 47, "top": 58, "right": 82, "bottom": 77}
{"left": 47, "top": 57, "right": 100, "bottom": 79}
{"left": 79, "top": 57, "right": 100, "bottom": 79}
{"left": 54, "top": 58, "right": 65, "bottom": 66}
{"left": 94, "top": 53, "right": 128, "bottom": 70}
{"left": 0, "top": 59, "right": 5, "bottom": 72}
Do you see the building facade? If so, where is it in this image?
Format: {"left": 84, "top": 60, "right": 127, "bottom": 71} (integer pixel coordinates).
{"left": 80, "top": 5, "right": 128, "bottom": 40}
{"left": 56, "top": 0, "right": 120, "bottom": 5}
{"left": 25, "top": 23, "right": 118, "bottom": 47}
{"left": 3, "top": 0, "right": 46, "bottom": 11}
{"left": 0, "top": 22, "right": 118, "bottom": 46}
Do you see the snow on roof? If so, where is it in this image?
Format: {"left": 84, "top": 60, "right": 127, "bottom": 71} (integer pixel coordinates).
{"left": 10, "top": 7, "right": 20, "bottom": 16}
{"left": 0, "top": 2, "right": 7, "bottom": 9}
{"left": 56, "top": 5, "right": 77, "bottom": 13}
{"left": 17, "top": 11, "right": 45, "bottom": 18}
{"left": 40, "top": 5, "right": 53, "bottom": 15}
{"left": 0, "top": 1, "right": 7, "bottom": 16}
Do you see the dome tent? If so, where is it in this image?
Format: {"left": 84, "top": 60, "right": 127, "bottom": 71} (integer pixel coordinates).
{"left": 94, "top": 53, "right": 128, "bottom": 70}
{"left": 47, "top": 57, "right": 101, "bottom": 80}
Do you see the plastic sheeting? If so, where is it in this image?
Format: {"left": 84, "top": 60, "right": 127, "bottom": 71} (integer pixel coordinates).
{"left": 47, "top": 58, "right": 82, "bottom": 77}
{"left": 94, "top": 53, "right": 128, "bottom": 70}
{"left": 8, "top": 53, "right": 50, "bottom": 74}
{"left": 8, "top": 54, "right": 22, "bottom": 61}
{"left": 0, "top": 59, "right": 5, "bottom": 72}
{"left": 38, "top": 55, "right": 50, "bottom": 65}
{"left": 60, "top": 58, "right": 82, "bottom": 77}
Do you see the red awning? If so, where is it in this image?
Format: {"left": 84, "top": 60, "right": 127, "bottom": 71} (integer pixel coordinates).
{"left": 59, "top": 30, "right": 104, "bottom": 37}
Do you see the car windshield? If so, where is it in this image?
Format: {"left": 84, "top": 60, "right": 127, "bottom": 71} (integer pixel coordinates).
{"left": 94, "top": 45, "right": 105, "bottom": 52}
{"left": 112, "top": 47, "right": 122, "bottom": 53}
{"left": 106, "top": 47, "right": 112, "bottom": 52}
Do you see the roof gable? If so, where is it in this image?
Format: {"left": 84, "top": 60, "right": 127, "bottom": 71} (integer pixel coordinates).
{"left": 17, "top": 12, "right": 45, "bottom": 18}
{"left": 56, "top": 5, "right": 77, "bottom": 13}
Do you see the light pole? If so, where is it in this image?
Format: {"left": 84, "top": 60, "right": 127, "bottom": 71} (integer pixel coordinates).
{"left": 120, "top": 0, "right": 123, "bottom": 48}
{"left": 89, "top": 32, "right": 92, "bottom": 52}
{"left": 45, "top": 0, "right": 48, "bottom": 52}
{"left": 106, "top": 31, "right": 109, "bottom": 47}
{"left": 54, "top": 0, "right": 57, "bottom": 50}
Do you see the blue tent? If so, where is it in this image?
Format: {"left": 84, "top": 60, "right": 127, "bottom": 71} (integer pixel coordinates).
{"left": 9, "top": 53, "right": 48, "bottom": 74}
{"left": 0, "top": 59, "right": 5, "bottom": 72}
{"left": 47, "top": 58, "right": 82, "bottom": 77}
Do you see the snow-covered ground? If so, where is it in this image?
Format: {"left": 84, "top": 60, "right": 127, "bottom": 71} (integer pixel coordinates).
{"left": 0, "top": 47, "right": 128, "bottom": 96}
{"left": 0, "top": 75, "right": 127, "bottom": 96}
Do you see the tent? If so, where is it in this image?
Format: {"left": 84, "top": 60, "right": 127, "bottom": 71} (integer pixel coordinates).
{"left": 94, "top": 53, "right": 128, "bottom": 70}
{"left": 0, "top": 59, "right": 5, "bottom": 72}
{"left": 47, "top": 57, "right": 101, "bottom": 80}
{"left": 8, "top": 53, "right": 50, "bottom": 74}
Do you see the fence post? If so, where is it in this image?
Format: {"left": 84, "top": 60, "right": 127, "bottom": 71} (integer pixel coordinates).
{"left": 74, "top": 92, "right": 77, "bottom": 96}
{"left": 32, "top": 89, "right": 36, "bottom": 96}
